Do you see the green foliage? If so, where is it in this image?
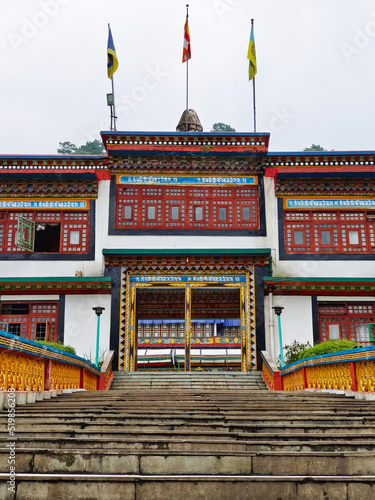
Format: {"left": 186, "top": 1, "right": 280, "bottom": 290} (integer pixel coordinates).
{"left": 36, "top": 340, "right": 76, "bottom": 355}
{"left": 303, "top": 144, "right": 327, "bottom": 152}
{"left": 57, "top": 141, "right": 77, "bottom": 154}
{"left": 83, "top": 348, "right": 108, "bottom": 367}
{"left": 282, "top": 340, "right": 310, "bottom": 365}
{"left": 297, "top": 339, "right": 362, "bottom": 360}
{"left": 57, "top": 139, "right": 105, "bottom": 155}
{"left": 211, "top": 122, "right": 236, "bottom": 133}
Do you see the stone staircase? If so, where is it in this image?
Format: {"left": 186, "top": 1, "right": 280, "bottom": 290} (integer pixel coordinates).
{"left": 1, "top": 371, "right": 375, "bottom": 499}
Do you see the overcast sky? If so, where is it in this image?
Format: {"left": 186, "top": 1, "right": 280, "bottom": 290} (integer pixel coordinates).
{"left": 2, "top": 0, "right": 375, "bottom": 154}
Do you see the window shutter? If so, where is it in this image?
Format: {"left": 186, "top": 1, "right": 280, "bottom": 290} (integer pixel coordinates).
{"left": 15, "top": 216, "right": 35, "bottom": 252}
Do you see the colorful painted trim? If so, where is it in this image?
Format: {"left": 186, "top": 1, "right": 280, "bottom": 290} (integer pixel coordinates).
{"left": 107, "top": 155, "right": 267, "bottom": 176}
{"left": 285, "top": 198, "right": 375, "bottom": 209}
{"left": 276, "top": 176, "right": 375, "bottom": 198}
{"left": 0, "top": 199, "right": 90, "bottom": 210}
{"left": 103, "top": 248, "right": 271, "bottom": 256}
{"left": 131, "top": 276, "right": 247, "bottom": 283}
{"left": 0, "top": 176, "right": 98, "bottom": 199}
{"left": 0, "top": 276, "right": 112, "bottom": 295}
{"left": 117, "top": 175, "right": 257, "bottom": 186}
{"left": 264, "top": 277, "right": 375, "bottom": 296}
{"left": 268, "top": 152, "right": 375, "bottom": 168}
{"left": 281, "top": 345, "right": 375, "bottom": 376}
{"left": 0, "top": 155, "right": 107, "bottom": 172}
{"left": 101, "top": 132, "right": 269, "bottom": 155}
{"left": 0, "top": 330, "right": 100, "bottom": 376}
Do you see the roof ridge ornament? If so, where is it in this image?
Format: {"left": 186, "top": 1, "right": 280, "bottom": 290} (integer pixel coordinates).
{"left": 176, "top": 109, "right": 203, "bottom": 132}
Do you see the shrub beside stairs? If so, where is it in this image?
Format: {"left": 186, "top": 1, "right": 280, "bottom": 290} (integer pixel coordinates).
{"left": 1, "top": 371, "right": 375, "bottom": 499}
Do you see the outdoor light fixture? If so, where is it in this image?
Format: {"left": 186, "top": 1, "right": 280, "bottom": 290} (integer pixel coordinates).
{"left": 93, "top": 307, "right": 105, "bottom": 367}
{"left": 272, "top": 306, "right": 284, "bottom": 368}
{"left": 107, "top": 93, "right": 114, "bottom": 106}
{"left": 272, "top": 306, "right": 284, "bottom": 316}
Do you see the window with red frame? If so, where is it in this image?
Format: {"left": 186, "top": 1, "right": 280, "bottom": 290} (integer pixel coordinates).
{"left": 318, "top": 302, "right": 374, "bottom": 345}
{"left": 115, "top": 185, "right": 259, "bottom": 230}
{"left": 0, "top": 211, "right": 89, "bottom": 254}
{"left": 284, "top": 210, "right": 375, "bottom": 254}
{"left": 0, "top": 301, "right": 59, "bottom": 342}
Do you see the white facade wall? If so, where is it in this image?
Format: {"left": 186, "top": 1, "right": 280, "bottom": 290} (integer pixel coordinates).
{"left": 64, "top": 294, "right": 111, "bottom": 360}
{"left": 264, "top": 295, "right": 314, "bottom": 362}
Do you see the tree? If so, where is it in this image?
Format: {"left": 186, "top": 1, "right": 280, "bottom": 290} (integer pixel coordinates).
{"left": 57, "top": 141, "right": 77, "bottom": 155}
{"left": 57, "top": 139, "right": 105, "bottom": 155}
{"left": 211, "top": 123, "right": 236, "bottom": 133}
{"left": 303, "top": 144, "right": 328, "bottom": 152}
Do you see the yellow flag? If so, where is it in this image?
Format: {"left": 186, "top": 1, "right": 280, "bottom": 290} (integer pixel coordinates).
{"left": 247, "top": 23, "right": 257, "bottom": 81}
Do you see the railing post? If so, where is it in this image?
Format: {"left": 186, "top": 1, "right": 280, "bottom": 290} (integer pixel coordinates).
{"left": 302, "top": 366, "right": 308, "bottom": 389}
{"left": 80, "top": 367, "right": 86, "bottom": 389}
{"left": 44, "top": 359, "right": 52, "bottom": 391}
{"left": 350, "top": 361, "right": 358, "bottom": 392}
{"left": 98, "top": 372, "right": 105, "bottom": 390}
{"left": 274, "top": 371, "right": 283, "bottom": 391}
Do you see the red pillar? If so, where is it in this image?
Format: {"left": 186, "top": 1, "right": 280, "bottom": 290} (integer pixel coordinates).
{"left": 80, "top": 367, "right": 86, "bottom": 389}
{"left": 302, "top": 367, "right": 308, "bottom": 389}
{"left": 350, "top": 362, "right": 358, "bottom": 392}
{"left": 44, "top": 360, "right": 52, "bottom": 391}
{"left": 98, "top": 373, "right": 105, "bottom": 390}
{"left": 274, "top": 371, "right": 283, "bottom": 391}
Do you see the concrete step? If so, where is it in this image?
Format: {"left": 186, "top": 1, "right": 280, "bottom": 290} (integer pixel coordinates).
{"left": 1, "top": 449, "right": 375, "bottom": 475}
{"left": 2, "top": 374, "right": 375, "bottom": 497}
{"left": 1, "top": 472, "right": 375, "bottom": 500}
{"left": 6, "top": 435, "right": 375, "bottom": 452}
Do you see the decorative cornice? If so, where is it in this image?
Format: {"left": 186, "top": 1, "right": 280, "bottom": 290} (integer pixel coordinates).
{"left": 0, "top": 155, "right": 107, "bottom": 173}
{"left": 106, "top": 155, "right": 267, "bottom": 176}
{"left": 0, "top": 178, "right": 98, "bottom": 199}
{"left": 104, "top": 251, "right": 270, "bottom": 269}
{"left": 268, "top": 152, "right": 375, "bottom": 168}
{"left": 276, "top": 177, "right": 375, "bottom": 198}
{"left": 0, "top": 277, "right": 111, "bottom": 295}
{"left": 264, "top": 277, "right": 375, "bottom": 296}
{"left": 101, "top": 132, "right": 270, "bottom": 156}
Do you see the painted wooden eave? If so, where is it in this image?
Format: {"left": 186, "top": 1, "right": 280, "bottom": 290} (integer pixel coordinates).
{"left": 0, "top": 277, "right": 112, "bottom": 295}
{"left": 264, "top": 277, "right": 375, "bottom": 296}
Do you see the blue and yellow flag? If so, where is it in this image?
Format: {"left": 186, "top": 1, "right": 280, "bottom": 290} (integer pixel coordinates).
{"left": 247, "top": 22, "right": 257, "bottom": 81}
{"left": 107, "top": 25, "right": 118, "bottom": 79}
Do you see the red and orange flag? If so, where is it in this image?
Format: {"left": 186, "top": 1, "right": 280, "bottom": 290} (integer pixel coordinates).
{"left": 182, "top": 17, "right": 191, "bottom": 63}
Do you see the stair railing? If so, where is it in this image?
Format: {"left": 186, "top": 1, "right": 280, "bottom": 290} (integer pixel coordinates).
{"left": 264, "top": 345, "right": 375, "bottom": 393}
{"left": 98, "top": 350, "right": 115, "bottom": 390}
{"left": 0, "top": 330, "right": 103, "bottom": 391}
{"left": 260, "top": 351, "right": 283, "bottom": 390}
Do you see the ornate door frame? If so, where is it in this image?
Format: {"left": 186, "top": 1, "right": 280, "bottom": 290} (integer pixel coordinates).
{"left": 118, "top": 268, "right": 256, "bottom": 372}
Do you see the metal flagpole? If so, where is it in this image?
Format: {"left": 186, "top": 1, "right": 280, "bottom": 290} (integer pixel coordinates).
{"left": 185, "top": 4, "right": 189, "bottom": 132}
{"left": 253, "top": 75, "right": 256, "bottom": 133}
{"left": 111, "top": 75, "right": 117, "bottom": 131}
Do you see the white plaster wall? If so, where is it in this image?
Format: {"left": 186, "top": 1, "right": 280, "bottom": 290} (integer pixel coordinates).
{"left": 317, "top": 295, "right": 375, "bottom": 302}
{"left": 274, "top": 259, "right": 375, "bottom": 279}
{"left": 0, "top": 295, "right": 59, "bottom": 301}
{"left": 64, "top": 294, "right": 111, "bottom": 360}
{"left": 264, "top": 295, "right": 313, "bottom": 364}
